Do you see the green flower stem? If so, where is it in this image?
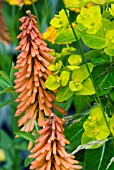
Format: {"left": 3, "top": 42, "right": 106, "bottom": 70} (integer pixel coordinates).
{"left": 62, "top": 0, "right": 113, "bottom": 138}
{"left": 31, "top": 0, "right": 40, "bottom": 30}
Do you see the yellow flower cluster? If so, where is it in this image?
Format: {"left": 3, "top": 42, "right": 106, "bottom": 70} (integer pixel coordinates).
{"left": 5, "top": 0, "right": 37, "bottom": 6}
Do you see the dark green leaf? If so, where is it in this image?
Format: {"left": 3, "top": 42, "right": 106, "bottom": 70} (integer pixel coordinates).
{"left": 0, "top": 100, "right": 14, "bottom": 108}
{"left": 57, "top": 85, "right": 74, "bottom": 102}
{"left": 14, "top": 131, "right": 35, "bottom": 143}
{"left": 92, "top": 63, "right": 114, "bottom": 95}
{"left": 64, "top": 115, "right": 87, "bottom": 152}
{"left": 10, "top": 62, "right": 15, "bottom": 82}
{"left": 0, "top": 77, "right": 11, "bottom": 89}
{"left": 85, "top": 140, "right": 114, "bottom": 170}
{"left": 0, "top": 70, "right": 12, "bottom": 86}
{"left": 24, "top": 157, "right": 34, "bottom": 167}
{"left": 0, "top": 87, "right": 15, "bottom": 94}
{"left": 110, "top": 89, "right": 114, "bottom": 101}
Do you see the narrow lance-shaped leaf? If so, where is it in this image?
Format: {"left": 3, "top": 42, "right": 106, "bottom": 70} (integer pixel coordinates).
{"left": 15, "top": 131, "right": 35, "bottom": 143}
{"left": 0, "top": 70, "right": 13, "bottom": 86}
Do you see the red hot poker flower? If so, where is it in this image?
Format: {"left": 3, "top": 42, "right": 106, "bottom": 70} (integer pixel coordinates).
{"left": 29, "top": 114, "right": 82, "bottom": 170}
{"left": 14, "top": 10, "right": 66, "bottom": 132}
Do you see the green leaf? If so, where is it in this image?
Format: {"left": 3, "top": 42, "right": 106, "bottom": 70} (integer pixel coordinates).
{"left": 50, "top": 17, "right": 61, "bottom": 28}
{"left": 85, "top": 50, "right": 101, "bottom": 59}
{"left": 92, "top": 63, "right": 114, "bottom": 95}
{"left": 80, "top": 63, "right": 93, "bottom": 80}
{"left": 59, "top": 9, "right": 69, "bottom": 26}
{"left": 104, "top": 47, "right": 114, "bottom": 56}
{"left": 10, "top": 62, "right": 15, "bottom": 82}
{"left": 50, "top": 9, "right": 69, "bottom": 29}
{"left": 0, "top": 70, "right": 12, "bottom": 86}
{"left": 0, "top": 130, "right": 11, "bottom": 149}
{"left": 110, "top": 114, "right": 114, "bottom": 136}
{"left": 81, "top": 31, "right": 106, "bottom": 49}
{"left": 64, "top": 115, "right": 87, "bottom": 152}
{"left": 85, "top": 140, "right": 114, "bottom": 170}
{"left": 57, "top": 85, "right": 74, "bottom": 102}
{"left": 14, "top": 131, "right": 35, "bottom": 143}
{"left": 0, "top": 77, "right": 11, "bottom": 89}
{"left": 45, "top": 75, "right": 60, "bottom": 90}
{"left": 60, "top": 71, "right": 70, "bottom": 86}
{"left": 0, "top": 87, "right": 15, "bottom": 94}
{"left": 110, "top": 89, "right": 114, "bottom": 101}
{"left": 72, "top": 69, "right": 84, "bottom": 82}
{"left": 0, "top": 100, "right": 14, "bottom": 108}
{"left": 75, "top": 78, "right": 95, "bottom": 95}
{"left": 106, "top": 157, "right": 114, "bottom": 170}
{"left": 69, "top": 81, "right": 82, "bottom": 92}
{"left": 55, "top": 28, "right": 80, "bottom": 44}
{"left": 68, "top": 54, "right": 82, "bottom": 66}
{"left": 24, "top": 157, "right": 34, "bottom": 167}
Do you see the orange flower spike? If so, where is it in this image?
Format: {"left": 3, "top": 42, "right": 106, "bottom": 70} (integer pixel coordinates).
{"left": 15, "top": 10, "right": 67, "bottom": 132}
{"left": 29, "top": 114, "right": 83, "bottom": 170}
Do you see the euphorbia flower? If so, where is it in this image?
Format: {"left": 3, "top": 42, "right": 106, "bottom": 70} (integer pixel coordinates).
{"left": 29, "top": 114, "right": 82, "bottom": 170}
{"left": 14, "top": 10, "right": 66, "bottom": 132}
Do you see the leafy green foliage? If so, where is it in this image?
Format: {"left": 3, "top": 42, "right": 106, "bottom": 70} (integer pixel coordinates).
{"left": 85, "top": 140, "right": 114, "bottom": 170}
{"left": 64, "top": 114, "right": 87, "bottom": 152}
{"left": 92, "top": 63, "right": 114, "bottom": 95}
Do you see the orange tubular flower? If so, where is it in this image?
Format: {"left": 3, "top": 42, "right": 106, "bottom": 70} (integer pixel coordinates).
{"left": 14, "top": 10, "right": 66, "bottom": 132}
{"left": 29, "top": 114, "right": 82, "bottom": 170}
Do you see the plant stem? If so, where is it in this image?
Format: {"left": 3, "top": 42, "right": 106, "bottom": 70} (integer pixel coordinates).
{"left": 62, "top": 0, "right": 113, "bottom": 137}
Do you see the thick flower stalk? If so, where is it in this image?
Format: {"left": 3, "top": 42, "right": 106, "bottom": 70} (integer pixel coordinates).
{"left": 29, "top": 114, "right": 82, "bottom": 170}
{"left": 14, "top": 10, "right": 66, "bottom": 132}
